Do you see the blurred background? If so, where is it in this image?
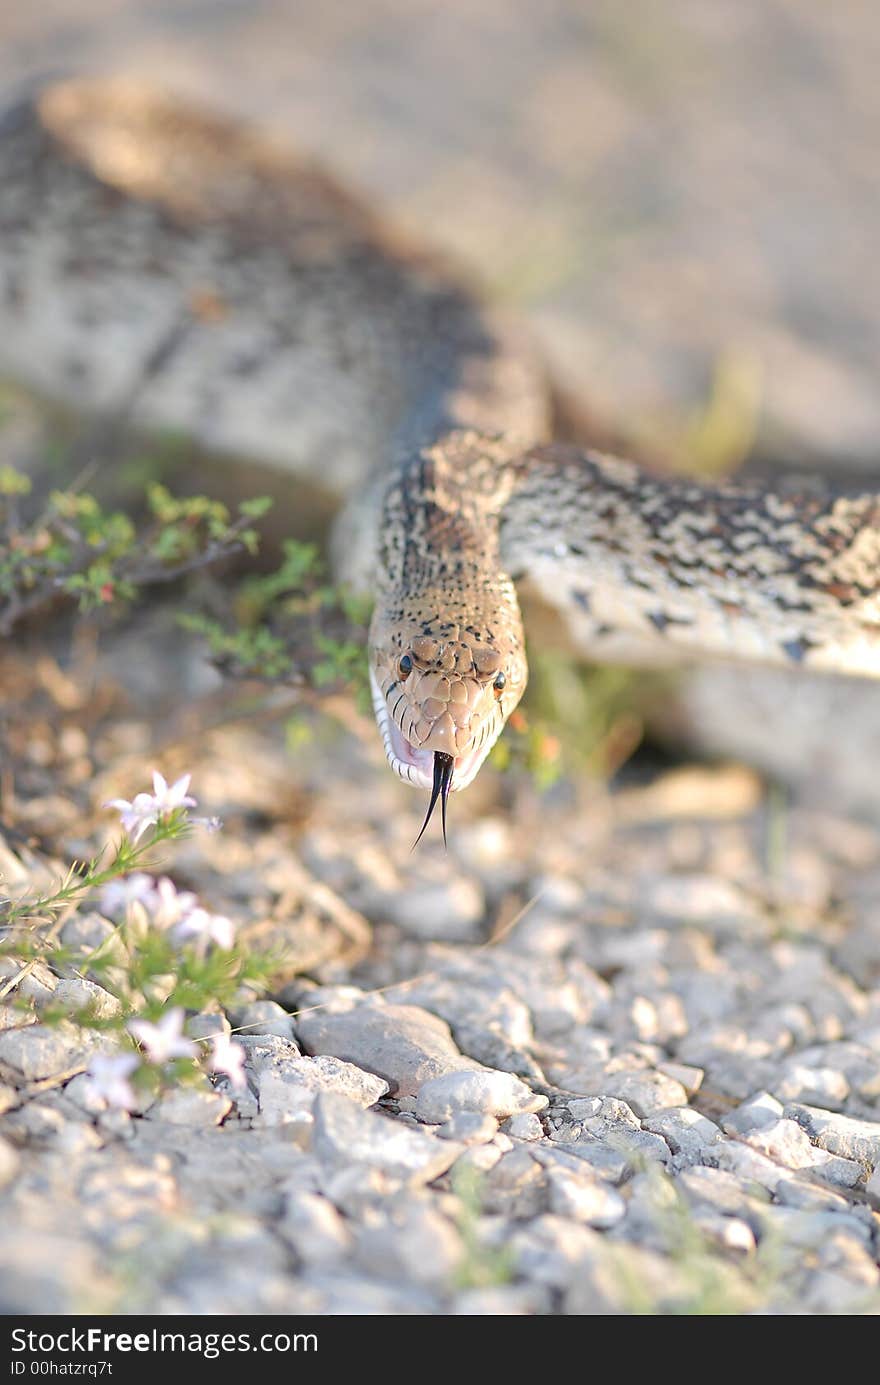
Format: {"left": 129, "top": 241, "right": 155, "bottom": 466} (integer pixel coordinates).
{"left": 2, "top": 0, "right": 878, "bottom": 478}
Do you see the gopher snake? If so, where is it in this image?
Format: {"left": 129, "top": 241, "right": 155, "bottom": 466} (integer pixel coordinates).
{"left": 3, "top": 81, "right": 879, "bottom": 839}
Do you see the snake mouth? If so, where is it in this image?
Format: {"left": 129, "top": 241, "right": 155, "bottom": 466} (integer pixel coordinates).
{"left": 370, "top": 669, "right": 492, "bottom": 795}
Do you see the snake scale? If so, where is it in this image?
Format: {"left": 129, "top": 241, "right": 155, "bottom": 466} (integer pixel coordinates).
{"left": 3, "top": 80, "right": 879, "bottom": 838}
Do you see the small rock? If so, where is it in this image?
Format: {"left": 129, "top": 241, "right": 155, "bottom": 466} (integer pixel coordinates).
{"left": 559, "top": 1113, "right": 670, "bottom": 1168}
{"left": 690, "top": 1208, "right": 756, "bottom": 1254}
{"left": 52, "top": 978, "right": 122, "bottom": 1019}
{"left": 186, "top": 1012, "right": 231, "bottom": 1041}
{"left": 436, "top": 1112, "right": 498, "bottom": 1144}
{"left": 503, "top": 1113, "right": 544, "bottom": 1141}
{"left": 712, "top": 1137, "right": 790, "bottom": 1192}
{"left": 774, "top": 1065, "right": 850, "bottom": 1108}
{"left": 643, "top": 1107, "right": 721, "bottom": 1158}
{"left": 678, "top": 1163, "right": 770, "bottom": 1216}
{"left": 146, "top": 1087, "right": 231, "bottom": 1127}
{"left": 4, "top": 1102, "right": 67, "bottom": 1142}
{"left": 758, "top": 1205, "right": 872, "bottom": 1252}
{"left": 481, "top": 1147, "right": 548, "bottom": 1217}
{"left": 813, "top": 1154, "right": 865, "bottom": 1190}
{"left": 446, "top": 968, "right": 536, "bottom": 1051}
{"left": 774, "top": 1179, "right": 853, "bottom": 1213}
{"left": 455, "top": 1144, "right": 504, "bottom": 1175}
{"left": 298, "top": 1002, "right": 477, "bottom": 1098}
{"left": 278, "top": 1189, "right": 351, "bottom": 1266}
{"left": 230, "top": 1000, "right": 296, "bottom": 1041}
{"left": 389, "top": 963, "right": 540, "bottom": 1080}
{"left": 510, "top": 1214, "right": 597, "bottom": 1291}
{"left": 589, "top": 1096, "right": 644, "bottom": 1130}
{"left": 599, "top": 1069, "right": 689, "bottom": 1117}
{"left": 452, "top": 1028, "right": 546, "bottom": 1087}
{"left": 255, "top": 1054, "right": 388, "bottom": 1126}
{"left": 740, "top": 1118, "right": 823, "bottom": 1170}
{"left": 353, "top": 1203, "right": 463, "bottom": 1287}
{"left": 319, "top": 1165, "right": 395, "bottom": 1217}
{"left": 547, "top": 1169, "right": 626, "bottom": 1228}
{"left": 252, "top": 1072, "right": 314, "bottom": 1125}
{"left": 537, "top": 1139, "right": 630, "bottom": 1185}
{"left": 0, "top": 1022, "right": 110, "bottom": 1081}
{"left": 293, "top": 1054, "right": 390, "bottom": 1107}
{"left": 656, "top": 1060, "right": 704, "bottom": 1096}
{"left": 313, "top": 1092, "right": 462, "bottom": 1187}
{"left": 0, "top": 1004, "right": 32, "bottom": 1032}
{"left": 723, "top": 1091, "right": 784, "bottom": 1134}
{"left": 414, "top": 1070, "right": 547, "bottom": 1124}
{"left": 564, "top": 1098, "right": 604, "bottom": 1121}
{"left": 236, "top": 1034, "right": 302, "bottom": 1069}
{"left": 0, "top": 956, "right": 57, "bottom": 1005}
{"left": 785, "top": 1103, "right": 880, "bottom": 1167}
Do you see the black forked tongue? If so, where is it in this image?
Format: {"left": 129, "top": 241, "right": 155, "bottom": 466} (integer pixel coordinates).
{"left": 412, "top": 751, "right": 454, "bottom": 849}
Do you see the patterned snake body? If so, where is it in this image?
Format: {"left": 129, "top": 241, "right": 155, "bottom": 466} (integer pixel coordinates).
{"left": 3, "top": 80, "right": 880, "bottom": 822}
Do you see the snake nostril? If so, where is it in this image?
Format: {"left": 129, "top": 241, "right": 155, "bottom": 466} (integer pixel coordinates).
{"left": 398, "top": 653, "right": 413, "bottom": 679}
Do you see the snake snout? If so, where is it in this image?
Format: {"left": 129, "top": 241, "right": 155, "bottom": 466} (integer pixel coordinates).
{"left": 417, "top": 710, "right": 464, "bottom": 758}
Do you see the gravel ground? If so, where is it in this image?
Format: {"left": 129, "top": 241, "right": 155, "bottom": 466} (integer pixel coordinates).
{"left": 2, "top": 628, "right": 880, "bottom": 1316}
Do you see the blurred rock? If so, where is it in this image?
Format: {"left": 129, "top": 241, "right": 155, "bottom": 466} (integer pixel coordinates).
{"left": 146, "top": 1088, "right": 232, "bottom": 1128}
{"left": 229, "top": 1000, "right": 297, "bottom": 1041}
{"left": 415, "top": 1070, "right": 546, "bottom": 1125}
{"left": 312, "top": 1092, "right": 463, "bottom": 1186}
{"left": 297, "top": 1002, "right": 478, "bottom": 1098}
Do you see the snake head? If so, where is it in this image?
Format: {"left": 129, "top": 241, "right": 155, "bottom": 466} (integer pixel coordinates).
{"left": 368, "top": 624, "right": 528, "bottom": 801}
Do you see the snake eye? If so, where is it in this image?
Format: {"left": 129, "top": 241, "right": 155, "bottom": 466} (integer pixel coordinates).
{"left": 493, "top": 671, "right": 506, "bottom": 696}
{"left": 398, "top": 653, "right": 413, "bottom": 680}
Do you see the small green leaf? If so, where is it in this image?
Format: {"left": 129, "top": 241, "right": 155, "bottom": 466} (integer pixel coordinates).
{"left": 0, "top": 465, "right": 31, "bottom": 496}
{"left": 239, "top": 496, "right": 273, "bottom": 519}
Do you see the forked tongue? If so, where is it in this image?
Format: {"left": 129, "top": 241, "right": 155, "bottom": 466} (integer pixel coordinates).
{"left": 412, "top": 751, "right": 454, "bottom": 849}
